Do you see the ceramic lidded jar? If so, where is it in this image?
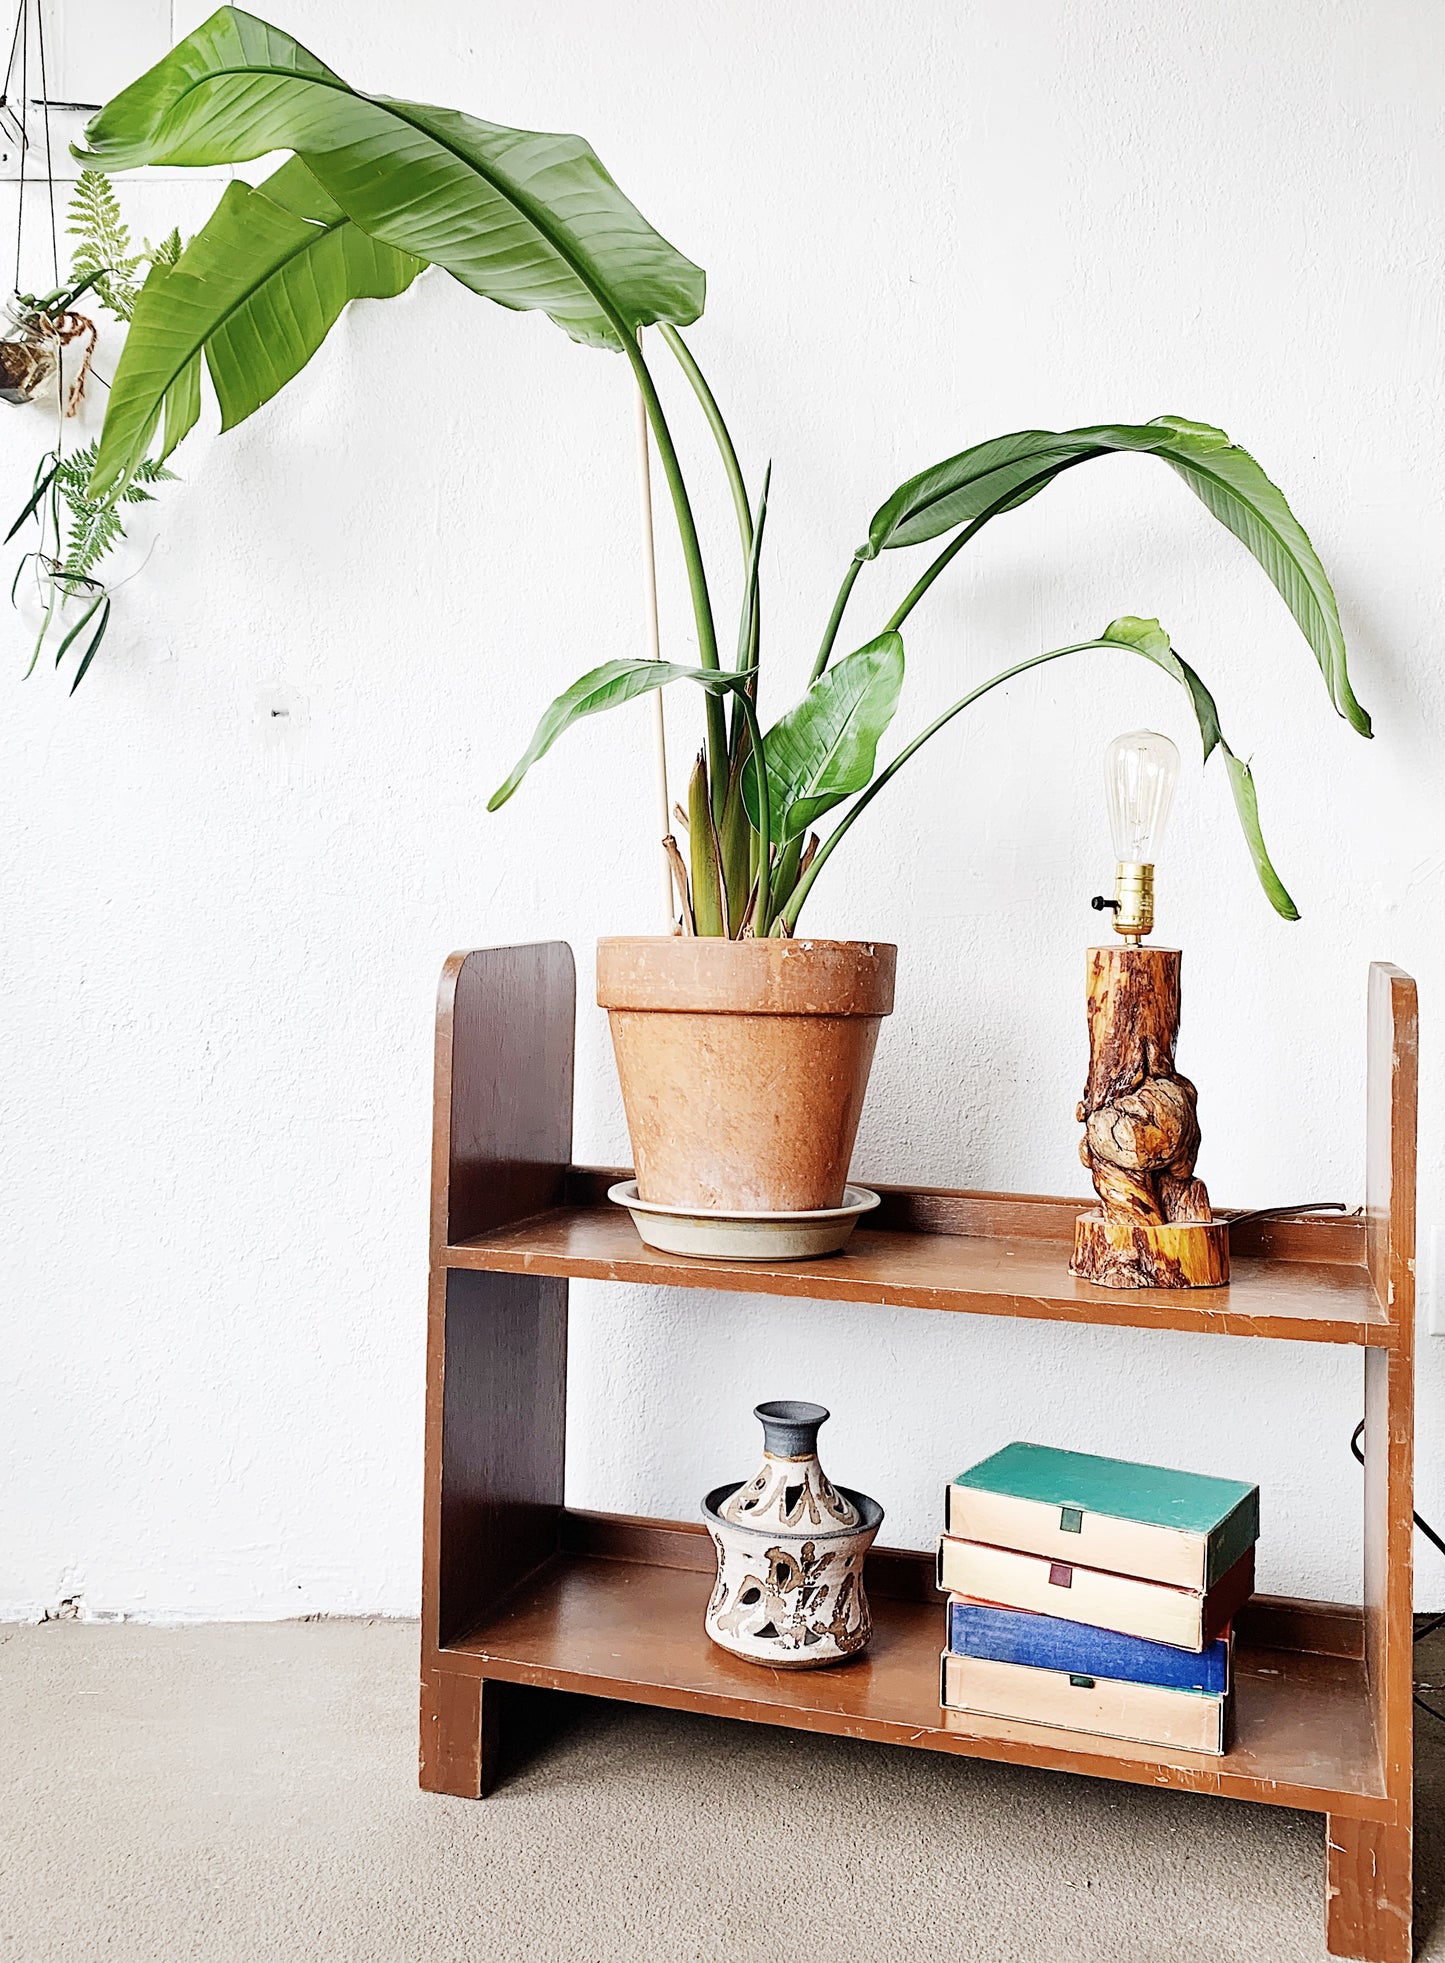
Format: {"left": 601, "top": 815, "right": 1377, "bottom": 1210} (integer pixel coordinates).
{"left": 703, "top": 1401, "right": 883, "bottom": 1668}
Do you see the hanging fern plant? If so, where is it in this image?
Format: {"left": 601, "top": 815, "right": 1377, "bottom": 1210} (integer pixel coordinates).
{"left": 65, "top": 168, "right": 183, "bottom": 323}
{"left": 5, "top": 171, "right": 185, "bottom": 688}
{"left": 65, "top": 170, "right": 145, "bottom": 321}
{"left": 8, "top": 441, "right": 174, "bottom": 684}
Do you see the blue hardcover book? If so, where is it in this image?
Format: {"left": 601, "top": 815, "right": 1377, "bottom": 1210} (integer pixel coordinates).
{"left": 948, "top": 1598, "right": 1231, "bottom": 1695}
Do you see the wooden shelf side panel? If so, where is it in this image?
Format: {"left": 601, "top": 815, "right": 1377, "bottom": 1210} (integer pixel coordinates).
{"left": 1329, "top": 963, "right": 1419, "bottom": 1963}
{"left": 432, "top": 943, "right": 577, "bottom": 1246}
{"left": 421, "top": 947, "right": 577, "bottom": 1792}
{"left": 1363, "top": 963, "right": 1417, "bottom": 1797}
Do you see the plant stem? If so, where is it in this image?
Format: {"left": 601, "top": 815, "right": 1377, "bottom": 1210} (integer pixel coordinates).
{"left": 883, "top": 515, "right": 988, "bottom": 633}
{"left": 809, "top": 556, "right": 863, "bottom": 683}
{"left": 768, "top": 829, "right": 804, "bottom": 931}
{"left": 807, "top": 460, "right": 1071, "bottom": 689}
{"left": 779, "top": 637, "right": 1110, "bottom": 933}
{"left": 24, "top": 579, "right": 59, "bottom": 678}
{"left": 884, "top": 455, "right": 1100, "bottom": 635}
{"left": 728, "top": 465, "right": 770, "bottom": 754}
{"left": 623, "top": 333, "right": 728, "bottom": 810}
{"left": 658, "top": 323, "right": 752, "bottom": 562}
{"left": 735, "top": 691, "right": 771, "bottom": 934}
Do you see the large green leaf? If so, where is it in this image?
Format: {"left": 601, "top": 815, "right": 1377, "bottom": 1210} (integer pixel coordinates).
{"left": 742, "top": 632, "right": 904, "bottom": 843}
{"left": 1100, "top": 615, "right": 1298, "bottom": 918}
{"left": 77, "top": 6, "right": 704, "bottom": 360}
{"left": 777, "top": 617, "right": 1300, "bottom": 932}
{"left": 1147, "top": 416, "right": 1363, "bottom": 735}
{"left": 865, "top": 426, "right": 1169, "bottom": 552}
{"left": 90, "top": 157, "right": 423, "bottom": 495}
{"left": 488, "top": 659, "right": 751, "bottom": 811}
{"left": 862, "top": 417, "right": 1368, "bottom": 738}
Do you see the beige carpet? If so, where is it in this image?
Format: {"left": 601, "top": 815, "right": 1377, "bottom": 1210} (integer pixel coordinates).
{"left": 2, "top": 1619, "right": 1442, "bottom": 1962}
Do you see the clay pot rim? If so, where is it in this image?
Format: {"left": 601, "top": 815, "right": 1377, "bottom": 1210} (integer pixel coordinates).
{"left": 703, "top": 1480, "right": 884, "bottom": 1542}
{"left": 598, "top": 935, "right": 897, "bottom": 1018}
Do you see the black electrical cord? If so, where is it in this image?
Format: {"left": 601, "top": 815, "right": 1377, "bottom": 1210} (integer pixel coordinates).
{"left": 1349, "top": 1419, "right": 1445, "bottom": 1725}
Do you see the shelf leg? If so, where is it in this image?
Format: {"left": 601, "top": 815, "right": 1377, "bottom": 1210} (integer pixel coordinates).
{"left": 419, "top": 1667, "right": 502, "bottom": 1798}
{"left": 1325, "top": 1816, "right": 1412, "bottom": 1963}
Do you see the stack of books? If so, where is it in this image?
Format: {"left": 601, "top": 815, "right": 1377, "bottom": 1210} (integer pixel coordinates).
{"left": 937, "top": 1442, "right": 1259, "bottom": 1754}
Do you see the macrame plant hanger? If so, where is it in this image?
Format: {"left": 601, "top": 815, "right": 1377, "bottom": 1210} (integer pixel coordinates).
{"left": 2, "top": 1, "right": 110, "bottom": 682}
{"left": 1, "top": 0, "right": 62, "bottom": 385}
{"left": 3, "top": 0, "right": 99, "bottom": 418}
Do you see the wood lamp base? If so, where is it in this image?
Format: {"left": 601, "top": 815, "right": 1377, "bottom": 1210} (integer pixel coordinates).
{"left": 1072, "top": 943, "right": 1226, "bottom": 1290}
{"left": 1071, "top": 1210, "right": 1229, "bottom": 1289}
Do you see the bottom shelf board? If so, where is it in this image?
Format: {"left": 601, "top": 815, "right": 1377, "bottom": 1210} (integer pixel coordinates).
{"left": 440, "top": 1545, "right": 1390, "bottom": 1820}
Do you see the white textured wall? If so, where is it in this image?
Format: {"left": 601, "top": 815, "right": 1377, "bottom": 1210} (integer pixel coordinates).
{"left": 3, "top": 0, "right": 1443, "bottom": 1619}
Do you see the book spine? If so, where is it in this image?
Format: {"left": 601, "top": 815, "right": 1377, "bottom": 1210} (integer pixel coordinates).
{"left": 938, "top": 1535, "right": 1206, "bottom": 1648}
{"left": 1205, "top": 1488, "right": 1262, "bottom": 1589}
{"left": 940, "top": 1652, "right": 1228, "bottom": 1755}
{"left": 948, "top": 1599, "right": 1231, "bottom": 1694}
{"left": 946, "top": 1482, "right": 1208, "bottom": 1588}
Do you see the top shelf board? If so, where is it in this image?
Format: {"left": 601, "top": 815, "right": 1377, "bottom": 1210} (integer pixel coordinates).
{"left": 447, "top": 1176, "right": 1392, "bottom": 1348}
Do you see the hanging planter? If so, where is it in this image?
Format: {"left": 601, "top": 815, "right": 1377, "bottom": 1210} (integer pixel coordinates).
{"left": 0, "top": 300, "right": 95, "bottom": 412}
{"left": 0, "top": 303, "right": 56, "bottom": 403}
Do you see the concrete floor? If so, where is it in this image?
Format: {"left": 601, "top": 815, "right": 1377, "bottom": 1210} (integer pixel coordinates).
{"left": 1, "top": 1619, "right": 1442, "bottom": 1962}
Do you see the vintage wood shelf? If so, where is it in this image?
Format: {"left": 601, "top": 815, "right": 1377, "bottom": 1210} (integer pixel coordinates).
{"left": 420, "top": 945, "right": 1417, "bottom": 1963}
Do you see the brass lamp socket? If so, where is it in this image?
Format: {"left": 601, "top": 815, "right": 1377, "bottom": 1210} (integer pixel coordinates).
{"left": 1112, "top": 861, "right": 1154, "bottom": 942}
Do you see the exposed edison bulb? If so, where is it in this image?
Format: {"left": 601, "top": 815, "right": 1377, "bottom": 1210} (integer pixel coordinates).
{"left": 1105, "top": 730, "right": 1180, "bottom": 863}
{"left": 1100, "top": 731, "right": 1180, "bottom": 942}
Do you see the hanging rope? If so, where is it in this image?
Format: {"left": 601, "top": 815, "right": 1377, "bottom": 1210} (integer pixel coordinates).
{"left": 12, "top": 0, "right": 29, "bottom": 294}
{"left": 3, "top": 0, "right": 61, "bottom": 299}
{"left": 1, "top": 2, "right": 23, "bottom": 153}
{"left": 33, "top": 0, "right": 56, "bottom": 287}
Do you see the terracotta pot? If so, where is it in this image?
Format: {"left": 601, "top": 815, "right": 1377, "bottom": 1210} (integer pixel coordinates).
{"left": 596, "top": 936, "right": 896, "bottom": 1212}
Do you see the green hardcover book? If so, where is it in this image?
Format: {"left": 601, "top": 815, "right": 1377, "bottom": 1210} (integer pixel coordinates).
{"left": 946, "top": 1442, "right": 1259, "bottom": 1591}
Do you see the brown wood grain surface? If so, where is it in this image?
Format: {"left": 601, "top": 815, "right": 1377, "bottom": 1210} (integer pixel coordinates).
{"left": 557, "top": 1509, "right": 1372, "bottom": 1650}
{"left": 562, "top": 1167, "right": 1368, "bottom": 1264}
{"left": 436, "top": 943, "right": 575, "bottom": 1245}
{"left": 1077, "top": 946, "right": 1206, "bottom": 1217}
{"left": 1326, "top": 964, "right": 1418, "bottom": 1963}
{"left": 419, "top": 949, "right": 1418, "bottom": 1962}
{"left": 437, "top": 1538, "right": 1389, "bottom": 1819}
{"left": 420, "top": 946, "right": 575, "bottom": 1794}
{"left": 1328, "top": 1815, "right": 1414, "bottom": 1963}
{"left": 1070, "top": 1209, "right": 1230, "bottom": 1289}
{"left": 448, "top": 1202, "right": 1393, "bottom": 1345}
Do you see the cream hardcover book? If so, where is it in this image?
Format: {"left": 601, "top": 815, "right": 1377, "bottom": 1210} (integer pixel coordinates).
{"left": 936, "top": 1536, "right": 1254, "bottom": 1650}
{"left": 940, "top": 1652, "right": 1228, "bottom": 1754}
{"left": 946, "top": 1443, "right": 1259, "bottom": 1590}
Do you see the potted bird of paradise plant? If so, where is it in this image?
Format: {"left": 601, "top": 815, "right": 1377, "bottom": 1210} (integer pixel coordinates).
{"left": 74, "top": 7, "right": 1370, "bottom": 1223}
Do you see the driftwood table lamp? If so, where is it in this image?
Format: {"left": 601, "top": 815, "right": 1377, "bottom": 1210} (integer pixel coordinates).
{"left": 1071, "top": 731, "right": 1229, "bottom": 1290}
